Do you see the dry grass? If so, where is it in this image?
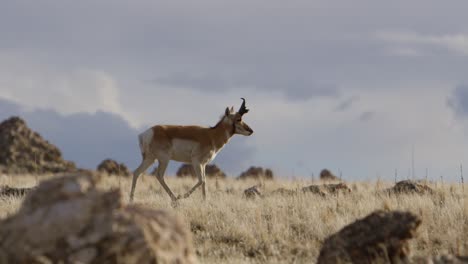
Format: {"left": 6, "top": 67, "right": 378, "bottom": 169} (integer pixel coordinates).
{"left": 1, "top": 173, "right": 467, "bottom": 263}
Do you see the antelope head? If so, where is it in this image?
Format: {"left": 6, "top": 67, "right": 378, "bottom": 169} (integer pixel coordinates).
{"left": 224, "top": 98, "right": 254, "bottom": 136}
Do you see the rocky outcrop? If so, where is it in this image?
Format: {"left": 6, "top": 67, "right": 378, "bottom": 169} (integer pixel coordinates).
{"left": 317, "top": 210, "right": 422, "bottom": 263}
{"left": 237, "top": 166, "right": 274, "bottom": 180}
{"left": 173, "top": 164, "right": 226, "bottom": 179}
{"left": 0, "top": 173, "right": 196, "bottom": 264}
{"left": 0, "top": 116, "right": 76, "bottom": 174}
{"left": 97, "top": 159, "right": 131, "bottom": 177}
{"left": 317, "top": 209, "right": 468, "bottom": 263}
{"left": 385, "top": 180, "right": 434, "bottom": 195}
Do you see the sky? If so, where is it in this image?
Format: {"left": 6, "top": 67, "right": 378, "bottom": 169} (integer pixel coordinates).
{"left": 1, "top": 1, "right": 468, "bottom": 181}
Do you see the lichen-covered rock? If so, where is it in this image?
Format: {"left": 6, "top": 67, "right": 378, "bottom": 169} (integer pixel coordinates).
{"left": 322, "top": 182, "right": 352, "bottom": 194}
{"left": 0, "top": 173, "right": 197, "bottom": 264}
{"left": 317, "top": 210, "right": 421, "bottom": 264}
{"left": 269, "top": 187, "right": 297, "bottom": 196}
{"left": 411, "top": 255, "right": 468, "bottom": 264}
{"left": 238, "top": 166, "right": 274, "bottom": 180}
{"left": 302, "top": 183, "right": 351, "bottom": 196}
{"left": 302, "top": 185, "right": 327, "bottom": 197}
{"left": 0, "top": 185, "right": 33, "bottom": 197}
{"left": 243, "top": 185, "right": 262, "bottom": 199}
{"left": 97, "top": 159, "right": 131, "bottom": 177}
{"left": 0, "top": 116, "right": 76, "bottom": 174}
{"left": 171, "top": 164, "right": 226, "bottom": 179}
{"left": 386, "top": 180, "right": 434, "bottom": 195}
{"left": 319, "top": 169, "right": 340, "bottom": 181}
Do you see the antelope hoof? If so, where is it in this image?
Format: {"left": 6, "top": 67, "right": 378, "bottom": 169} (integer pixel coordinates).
{"left": 171, "top": 199, "right": 180, "bottom": 208}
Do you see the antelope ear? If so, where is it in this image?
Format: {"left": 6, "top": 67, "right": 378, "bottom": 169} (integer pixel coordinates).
{"left": 230, "top": 106, "right": 234, "bottom": 112}
{"left": 225, "top": 107, "right": 230, "bottom": 116}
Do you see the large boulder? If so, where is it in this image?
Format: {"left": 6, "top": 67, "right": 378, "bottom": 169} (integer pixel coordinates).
{"left": 319, "top": 169, "right": 340, "bottom": 181}
{"left": 97, "top": 159, "right": 131, "bottom": 177}
{"left": 237, "top": 166, "right": 274, "bottom": 180}
{"left": 317, "top": 210, "right": 421, "bottom": 264}
{"left": 172, "top": 164, "right": 226, "bottom": 179}
{"left": 0, "top": 116, "right": 76, "bottom": 174}
{"left": 0, "top": 173, "right": 196, "bottom": 264}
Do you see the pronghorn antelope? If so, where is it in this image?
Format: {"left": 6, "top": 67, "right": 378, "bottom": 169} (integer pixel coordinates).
{"left": 129, "top": 98, "right": 253, "bottom": 202}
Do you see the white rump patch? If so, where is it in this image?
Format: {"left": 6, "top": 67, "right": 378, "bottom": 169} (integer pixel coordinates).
{"left": 138, "top": 128, "right": 154, "bottom": 155}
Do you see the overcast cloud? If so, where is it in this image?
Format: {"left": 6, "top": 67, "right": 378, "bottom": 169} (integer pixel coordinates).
{"left": 448, "top": 85, "right": 468, "bottom": 118}
{"left": 1, "top": 1, "right": 468, "bottom": 180}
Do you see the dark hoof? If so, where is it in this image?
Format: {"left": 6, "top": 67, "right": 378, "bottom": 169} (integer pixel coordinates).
{"left": 171, "top": 199, "right": 180, "bottom": 208}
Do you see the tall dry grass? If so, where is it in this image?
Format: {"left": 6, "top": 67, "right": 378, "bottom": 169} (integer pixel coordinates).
{"left": 1, "top": 173, "right": 467, "bottom": 263}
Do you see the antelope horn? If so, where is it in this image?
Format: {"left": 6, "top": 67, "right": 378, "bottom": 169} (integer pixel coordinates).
{"left": 238, "top": 98, "right": 249, "bottom": 116}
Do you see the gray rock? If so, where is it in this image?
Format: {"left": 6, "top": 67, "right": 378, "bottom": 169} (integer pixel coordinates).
{"left": 317, "top": 210, "right": 421, "bottom": 264}
{"left": 0, "top": 172, "right": 197, "bottom": 264}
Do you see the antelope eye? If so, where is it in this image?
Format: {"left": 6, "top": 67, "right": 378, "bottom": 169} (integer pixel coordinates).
{"left": 237, "top": 119, "right": 242, "bottom": 122}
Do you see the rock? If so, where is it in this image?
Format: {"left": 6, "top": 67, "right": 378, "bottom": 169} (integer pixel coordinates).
{"left": 0, "top": 173, "right": 196, "bottom": 264}
{"left": 244, "top": 185, "right": 262, "bottom": 199}
{"left": 0, "top": 116, "right": 76, "bottom": 174}
{"left": 321, "top": 183, "right": 352, "bottom": 194}
{"left": 302, "top": 185, "right": 326, "bottom": 197}
{"left": 319, "top": 169, "right": 340, "bottom": 181}
{"left": 302, "top": 183, "right": 351, "bottom": 196}
{"left": 411, "top": 255, "right": 468, "bottom": 263}
{"left": 269, "top": 187, "right": 297, "bottom": 196}
{"left": 238, "top": 166, "right": 274, "bottom": 180}
{"left": 0, "top": 185, "right": 33, "bottom": 197}
{"left": 171, "top": 164, "right": 226, "bottom": 179}
{"left": 385, "top": 180, "right": 434, "bottom": 195}
{"left": 317, "top": 210, "right": 421, "bottom": 264}
{"left": 97, "top": 159, "right": 131, "bottom": 177}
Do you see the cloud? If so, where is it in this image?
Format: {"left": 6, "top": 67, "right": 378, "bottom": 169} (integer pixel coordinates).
{"left": 376, "top": 31, "right": 468, "bottom": 56}
{"left": 385, "top": 47, "right": 423, "bottom": 57}
{"left": 154, "top": 73, "right": 232, "bottom": 92}
{"left": 335, "top": 96, "right": 359, "bottom": 112}
{"left": 359, "top": 111, "right": 375, "bottom": 122}
{"left": 3, "top": 0, "right": 468, "bottom": 180}
{"left": 447, "top": 85, "right": 468, "bottom": 118}
{"left": 153, "top": 72, "right": 339, "bottom": 101}
{"left": 0, "top": 53, "right": 124, "bottom": 116}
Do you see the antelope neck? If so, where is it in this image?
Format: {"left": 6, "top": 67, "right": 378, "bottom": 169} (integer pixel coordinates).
{"left": 211, "top": 122, "right": 233, "bottom": 150}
